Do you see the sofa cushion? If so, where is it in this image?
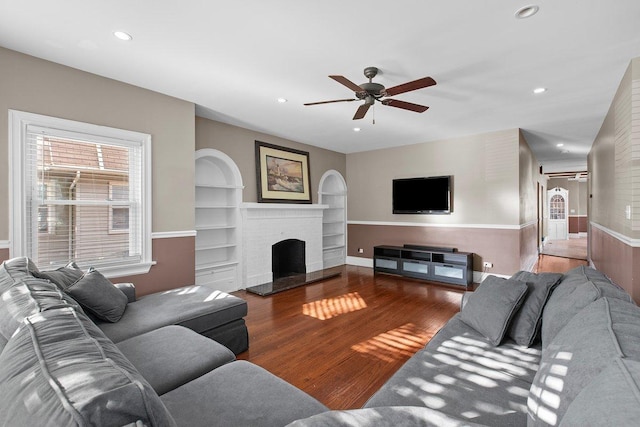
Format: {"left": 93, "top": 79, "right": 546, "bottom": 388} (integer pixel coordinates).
{"left": 0, "top": 257, "right": 39, "bottom": 291}
{"left": 97, "top": 285, "right": 248, "bottom": 343}
{"left": 0, "top": 277, "right": 83, "bottom": 344}
{"left": 116, "top": 325, "right": 236, "bottom": 395}
{"left": 287, "top": 406, "right": 487, "bottom": 427}
{"left": 528, "top": 297, "right": 640, "bottom": 426}
{"left": 0, "top": 307, "right": 176, "bottom": 426}
{"left": 161, "top": 360, "right": 328, "bottom": 427}
{"left": 32, "top": 261, "right": 83, "bottom": 290}
{"left": 508, "top": 271, "right": 562, "bottom": 347}
{"left": 65, "top": 267, "right": 128, "bottom": 322}
{"left": 365, "top": 315, "right": 541, "bottom": 426}
{"left": 559, "top": 358, "right": 640, "bottom": 426}
{"left": 459, "top": 275, "right": 528, "bottom": 346}
{"left": 541, "top": 266, "right": 632, "bottom": 348}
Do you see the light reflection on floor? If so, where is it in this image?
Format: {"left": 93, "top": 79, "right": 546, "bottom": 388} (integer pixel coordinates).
{"left": 302, "top": 292, "right": 368, "bottom": 320}
{"left": 351, "top": 323, "right": 432, "bottom": 363}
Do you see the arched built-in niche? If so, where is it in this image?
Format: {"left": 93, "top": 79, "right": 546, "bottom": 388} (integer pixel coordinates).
{"left": 318, "top": 170, "right": 347, "bottom": 268}
{"left": 195, "top": 149, "right": 244, "bottom": 291}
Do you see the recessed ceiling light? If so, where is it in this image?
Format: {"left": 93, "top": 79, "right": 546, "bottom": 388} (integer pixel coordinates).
{"left": 353, "top": 127, "right": 361, "bottom": 132}
{"left": 533, "top": 87, "right": 547, "bottom": 94}
{"left": 557, "top": 143, "right": 564, "bottom": 147}
{"left": 515, "top": 5, "right": 539, "bottom": 19}
{"left": 277, "top": 98, "right": 287, "bottom": 103}
{"left": 113, "top": 31, "right": 133, "bottom": 41}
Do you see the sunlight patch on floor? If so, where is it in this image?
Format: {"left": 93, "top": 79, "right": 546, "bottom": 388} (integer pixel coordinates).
{"left": 351, "top": 323, "right": 431, "bottom": 362}
{"left": 302, "top": 292, "right": 367, "bottom": 320}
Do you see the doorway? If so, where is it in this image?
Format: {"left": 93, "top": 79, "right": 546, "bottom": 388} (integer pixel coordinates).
{"left": 547, "top": 187, "right": 568, "bottom": 240}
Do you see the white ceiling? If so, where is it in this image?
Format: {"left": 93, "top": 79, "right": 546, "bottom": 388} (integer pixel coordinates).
{"left": 2, "top": 1, "right": 640, "bottom": 170}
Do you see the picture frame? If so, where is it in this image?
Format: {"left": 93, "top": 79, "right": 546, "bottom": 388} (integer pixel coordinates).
{"left": 255, "top": 141, "right": 311, "bottom": 203}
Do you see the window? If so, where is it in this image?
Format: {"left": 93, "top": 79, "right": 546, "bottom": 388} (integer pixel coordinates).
{"left": 10, "top": 110, "right": 153, "bottom": 277}
{"left": 550, "top": 194, "right": 566, "bottom": 220}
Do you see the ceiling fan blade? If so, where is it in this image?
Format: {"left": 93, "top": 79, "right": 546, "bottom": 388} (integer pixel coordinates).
{"left": 330, "top": 75, "right": 365, "bottom": 94}
{"left": 384, "top": 77, "right": 436, "bottom": 97}
{"left": 352, "top": 103, "right": 370, "bottom": 120}
{"left": 382, "top": 99, "right": 429, "bottom": 113}
{"left": 304, "top": 98, "right": 357, "bottom": 106}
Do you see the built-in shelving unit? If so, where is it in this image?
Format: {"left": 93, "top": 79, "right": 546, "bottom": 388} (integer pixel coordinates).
{"left": 318, "top": 170, "right": 347, "bottom": 268}
{"left": 373, "top": 244, "right": 473, "bottom": 288}
{"left": 195, "top": 149, "right": 243, "bottom": 292}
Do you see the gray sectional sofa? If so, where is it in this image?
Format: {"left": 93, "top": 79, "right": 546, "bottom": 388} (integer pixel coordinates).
{"left": 3, "top": 254, "right": 640, "bottom": 426}
{"left": 0, "top": 257, "right": 328, "bottom": 426}
{"left": 290, "top": 266, "right": 640, "bottom": 426}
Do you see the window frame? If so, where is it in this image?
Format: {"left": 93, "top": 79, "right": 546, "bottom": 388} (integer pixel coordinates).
{"left": 9, "top": 110, "right": 154, "bottom": 278}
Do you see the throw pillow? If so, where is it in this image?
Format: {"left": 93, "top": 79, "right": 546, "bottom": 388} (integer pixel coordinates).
{"left": 65, "top": 267, "right": 127, "bottom": 322}
{"left": 507, "top": 271, "right": 562, "bottom": 347}
{"left": 33, "top": 262, "right": 83, "bottom": 291}
{"left": 459, "top": 275, "right": 528, "bottom": 346}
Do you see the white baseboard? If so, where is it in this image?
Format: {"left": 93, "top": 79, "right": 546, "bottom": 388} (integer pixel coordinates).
{"left": 346, "top": 256, "right": 373, "bottom": 268}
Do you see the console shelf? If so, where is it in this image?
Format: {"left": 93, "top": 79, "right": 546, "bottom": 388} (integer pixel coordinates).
{"left": 373, "top": 245, "right": 473, "bottom": 288}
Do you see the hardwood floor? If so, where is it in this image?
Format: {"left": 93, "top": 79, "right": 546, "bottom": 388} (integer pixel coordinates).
{"left": 233, "top": 256, "right": 587, "bottom": 410}
{"left": 533, "top": 254, "right": 588, "bottom": 273}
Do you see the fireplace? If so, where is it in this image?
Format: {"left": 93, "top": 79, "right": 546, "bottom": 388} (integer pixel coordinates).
{"left": 240, "top": 203, "right": 327, "bottom": 287}
{"left": 272, "top": 239, "right": 306, "bottom": 280}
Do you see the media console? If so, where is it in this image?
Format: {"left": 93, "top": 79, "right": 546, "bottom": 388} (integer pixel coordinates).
{"left": 373, "top": 245, "right": 473, "bottom": 288}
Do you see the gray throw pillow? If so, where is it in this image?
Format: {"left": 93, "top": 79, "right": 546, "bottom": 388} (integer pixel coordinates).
{"left": 33, "top": 262, "right": 83, "bottom": 290}
{"left": 66, "top": 267, "right": 127, "bottom": 322}
{"left": 508, "top": 271, "right": 562, "bottom": 347}
{"left": 459, "top": 275, "right": 528, "bottom": 346}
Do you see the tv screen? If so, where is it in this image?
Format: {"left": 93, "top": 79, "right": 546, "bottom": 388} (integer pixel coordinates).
{"left": 393, "top": 176, "right": 452, "bottom": 214}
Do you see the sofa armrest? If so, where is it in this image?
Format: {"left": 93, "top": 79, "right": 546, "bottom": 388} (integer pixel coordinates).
{"left": 114, "top": 282, "right": 136, "bottom": 303}
{"left": 460, "top": 291, "right": 472, "bottom": 311}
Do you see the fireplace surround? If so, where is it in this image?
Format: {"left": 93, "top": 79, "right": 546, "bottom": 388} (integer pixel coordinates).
{"left": 240, "top": 203, "right": 327, "bottom": 287}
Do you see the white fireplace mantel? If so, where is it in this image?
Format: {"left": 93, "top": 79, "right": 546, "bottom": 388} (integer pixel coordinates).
{"left": 240, "top": 203, "right": 328, "bottom": 287}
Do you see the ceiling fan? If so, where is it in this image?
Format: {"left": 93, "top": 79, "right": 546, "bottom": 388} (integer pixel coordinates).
{"left": 304, "top": 66, "right": 436, "bottom": 121}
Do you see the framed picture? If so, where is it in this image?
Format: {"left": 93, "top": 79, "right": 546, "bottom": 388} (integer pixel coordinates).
{"left": 255, "top": 141, "right": 311, "bottom": 203}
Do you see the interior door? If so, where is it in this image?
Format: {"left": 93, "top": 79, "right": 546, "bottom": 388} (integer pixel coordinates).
{"left": 547, "top": 187, "right": 568, "bottom": 240}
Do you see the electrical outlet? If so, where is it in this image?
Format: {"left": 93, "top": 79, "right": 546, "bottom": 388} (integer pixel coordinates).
{"left": 357, "top": 248, "right": 364, "bottom": 254}
{"left": 483, "top": 262, "right": 493, "bottom": 268}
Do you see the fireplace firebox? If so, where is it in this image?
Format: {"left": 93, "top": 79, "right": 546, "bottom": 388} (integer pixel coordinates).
{"left": 272, "top": 239, "right": 306, "bottom": 281}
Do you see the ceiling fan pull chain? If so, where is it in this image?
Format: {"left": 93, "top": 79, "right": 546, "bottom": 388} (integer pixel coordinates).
{"left": 373, "top": 103, "right": 376, "bottom": 125}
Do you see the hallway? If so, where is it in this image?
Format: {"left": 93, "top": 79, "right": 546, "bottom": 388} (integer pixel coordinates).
{"left": 541, "top": 236, "right": 587, "bottom": 260}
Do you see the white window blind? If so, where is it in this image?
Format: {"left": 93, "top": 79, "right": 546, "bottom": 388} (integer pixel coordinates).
{"left": 10, "top": 111, "right": 152, "bottom": 276}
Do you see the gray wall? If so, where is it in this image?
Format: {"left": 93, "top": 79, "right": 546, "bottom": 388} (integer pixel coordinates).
{"left": 346, "top": 127, "right": 542, "bottom": 275}
{"left": 195, "top": 117, "right": 346, "bottom": 204}
{"left": 346, "top": 128, "right": 521, "bottom": 225}
{"left": 588, "top": 56, "right": 640, "bottom": 302}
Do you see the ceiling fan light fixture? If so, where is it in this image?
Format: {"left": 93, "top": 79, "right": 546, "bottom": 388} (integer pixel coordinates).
{"left": 515, "top": 5, "right": 539, "bottom": 19}
{"left": 113, "top": 31, "right": 133, "bottom": 41}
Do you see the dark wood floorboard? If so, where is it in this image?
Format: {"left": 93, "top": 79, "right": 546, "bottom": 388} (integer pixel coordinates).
{"left": 233, "top": 257, "right": 587, "bottom": 409}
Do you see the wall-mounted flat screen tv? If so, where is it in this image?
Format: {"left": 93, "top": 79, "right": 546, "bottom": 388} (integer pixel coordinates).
{"left": 393, "top": 176, "right": 452, "bottom": 214}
